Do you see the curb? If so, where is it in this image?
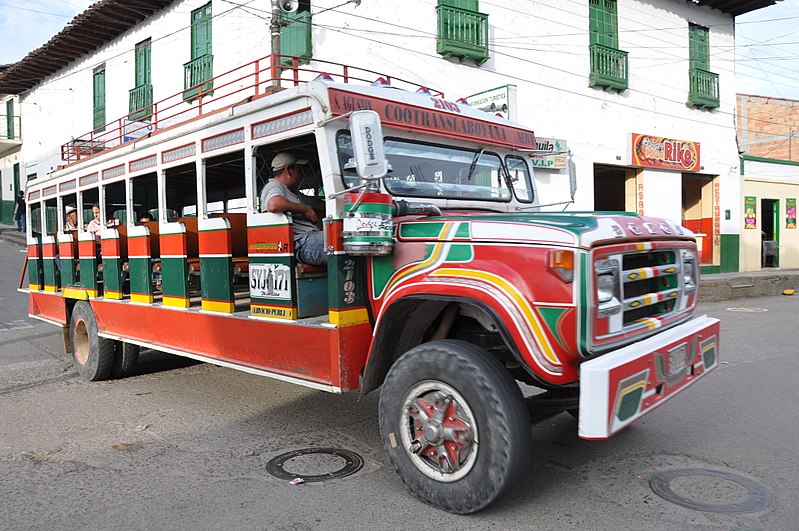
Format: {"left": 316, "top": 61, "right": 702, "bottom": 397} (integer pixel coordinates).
{"left": 698, "top": 271, "right": 799, "bottom": 303}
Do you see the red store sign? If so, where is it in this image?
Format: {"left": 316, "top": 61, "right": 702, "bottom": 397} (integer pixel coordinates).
{"left": 631, "top": 133, "right": 700, "bottom": 172}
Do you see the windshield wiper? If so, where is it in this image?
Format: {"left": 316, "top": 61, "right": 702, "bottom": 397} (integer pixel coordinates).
{"left": 465, "top": 148, "right": 485, "bottom": 182}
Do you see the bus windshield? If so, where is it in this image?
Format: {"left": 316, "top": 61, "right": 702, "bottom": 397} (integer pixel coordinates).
{"left": 337, "top": 134, "right": 533, "bottom": 203}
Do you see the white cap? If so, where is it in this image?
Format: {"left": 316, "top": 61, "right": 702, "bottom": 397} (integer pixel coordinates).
{"left": 65, "top": 204, "right": 77, "bottom": 215}
{"left": 271, "top": 152, "right": 308, "bottom": 172}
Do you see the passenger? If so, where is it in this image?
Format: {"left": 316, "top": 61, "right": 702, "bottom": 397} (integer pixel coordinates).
{"left": 64, "top": 204, "right": 79, "bottom": 231}
{"left": 86, "top": 203, "right": 102, "bottom": 240}
{"left": 260, "top": 152, "right": 327, "bottom": 266}
{"left": 139, "top": 213, "right": 154, "bottom": 224}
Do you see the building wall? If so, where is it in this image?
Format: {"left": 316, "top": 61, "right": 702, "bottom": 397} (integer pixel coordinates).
{"left": 17, "top": 0, "right": 743, "bottom": 265}
{"left": 737, "top": 94, "right": 799, "bottom": 162}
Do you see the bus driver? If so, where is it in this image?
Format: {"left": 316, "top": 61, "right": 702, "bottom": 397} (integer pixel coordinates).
{"left": 260, "top": 152, "right": 327, "bottom": 266}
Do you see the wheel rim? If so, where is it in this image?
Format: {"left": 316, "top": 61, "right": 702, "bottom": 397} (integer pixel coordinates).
{"left": 73, "top": 319, "right": 90, "bottom": 365}
{"left": 399, "top": 380, "right": 478, "bottom": 482}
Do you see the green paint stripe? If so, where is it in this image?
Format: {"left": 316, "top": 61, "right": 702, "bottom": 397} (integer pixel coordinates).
{"left": 200, "top": 256, "right": 233, "bottom": 301}
{"left": 399, "top": 222, "right": 445, "bottom": 239}
{"left": 345, "top": 204, "right": 393, "bottom": 215}
{"left": 129, "top": 257, "right": 152, "bottom": 296}
{"left": 161, "top": 257, "right": 188, "bottom": 298}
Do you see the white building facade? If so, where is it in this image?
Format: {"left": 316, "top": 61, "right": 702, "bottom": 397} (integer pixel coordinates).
{"left": 0, "top": 0, "right": 777, "bottom": 271}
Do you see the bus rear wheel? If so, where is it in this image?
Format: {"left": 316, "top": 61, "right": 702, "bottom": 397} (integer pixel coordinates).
{"left": 378, "top": 340, "right": 531, "bottom": 514}
{"left": 69, "top": 301, "right": 115, "bottom": 381}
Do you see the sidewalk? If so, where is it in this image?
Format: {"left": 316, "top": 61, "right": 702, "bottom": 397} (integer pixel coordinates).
{"left": 3, "top": 223, "right": 797, "bottom": 302}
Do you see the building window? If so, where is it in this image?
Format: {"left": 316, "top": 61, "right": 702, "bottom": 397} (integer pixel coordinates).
{"left": 436, "top": 0, "right": 489, "bottom": 66}
{"left": 281, "top": 1, "right": 312, "bottom": 67}
{"left": 687, "top": 24, "right": 719, "bottom": 109}
{"left": 93, "top": 66, "right": 106, "bottom": 132}
{"left": 129, "top": 39, "right": 153, "bottom": 121}
{"left": 184, "top": 3, "right": 213, "bottom": 101}
{"left": 5, "top": 99, "right": 13, "bottom": 140}
{"left": 589, "top": 0, "right": 628, "bottom": 91}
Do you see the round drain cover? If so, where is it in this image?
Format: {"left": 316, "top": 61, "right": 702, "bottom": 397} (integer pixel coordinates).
{"left": 266, "top": 447, "right": 363, "bottom": 483}
{"left": 649, "top": 468, "right": 772, "bottom": 514}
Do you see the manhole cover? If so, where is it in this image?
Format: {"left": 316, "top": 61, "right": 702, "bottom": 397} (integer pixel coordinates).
{"left": 649, "top": 468, "right": 772, "bottom": 514}
{"left": 266, "top": 447, "right": 363, "bottom": 483}
{"left": 726, "top": 307, "right": 768, "bottom": 313}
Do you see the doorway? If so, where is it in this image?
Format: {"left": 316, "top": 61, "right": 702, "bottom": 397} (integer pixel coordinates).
{"left": 593, "top": 164, "right": 628, "bottom": 211}
{"left": 761, "top": 198, "right": 779, "bottom": 268}
{"left": 681, "top": 174, "right": 714, "bottom": 264}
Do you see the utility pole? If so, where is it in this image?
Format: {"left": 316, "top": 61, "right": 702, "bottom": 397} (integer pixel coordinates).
{"left": 270, "top": 0, "right": 282, "bottom": 87}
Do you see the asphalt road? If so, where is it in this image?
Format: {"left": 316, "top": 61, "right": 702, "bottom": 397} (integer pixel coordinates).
{"left": 1, "top": 237, "right": 797, "bottom": 530}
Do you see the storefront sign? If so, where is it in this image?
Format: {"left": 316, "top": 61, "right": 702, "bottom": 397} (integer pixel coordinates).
{"left": 744, "top": 196, "right": 757, "bottom": 229}
{"left": 530, "top": 137, "right": 569, "bottom": 170}
{"left": 631, "top": 133, "right": 700, "bottom": 172}
{"left": 787, "top": 198, "right": 796, "bottom": 229}
{"left": 465, "top": 84, "right": 517, "bottom": 120}
{"left": 330, "top": 89, "right": 536, "bottom": 150}
{"left": 713, "top": 182, "right": 721, "bottom": 246}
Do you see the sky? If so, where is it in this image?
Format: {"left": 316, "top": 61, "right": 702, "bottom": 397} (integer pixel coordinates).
{"left": 1, "top": 0, "right": 798, "bottom": 100}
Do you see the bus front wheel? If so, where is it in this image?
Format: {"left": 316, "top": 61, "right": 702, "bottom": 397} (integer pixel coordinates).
{"left": 378, "top": 340, "right": 531, "bottom": 514}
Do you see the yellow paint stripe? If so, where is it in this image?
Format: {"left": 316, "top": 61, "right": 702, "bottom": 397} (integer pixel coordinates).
{"left": 43, "top": 285, "right": 58, "bottom": 293}
{"left": 63, "top": 287, "right": 89, "bottom": 300}
{"left": 104, "top": 290, "right": 124, "bottom": 300}
{"left": 431, "top": 268, "right": 561, "bottom": 367}
{"left": 163, "top": 296, "right": 190, "bottom": 309}
{"left": 330, "top": 308, "right": 370, "bottom": 326}
{"left": 28, "top": 284, "right": 40, "bottom": 291}
{"left": 130, "top": 293, "right": 153, "bottom": 304}
{"left": 250, "top": 304, "right": 297, "bottom": 320}
{"left": 202, "top": 300, "right": 235, "bottom": 313}
{"left": 382, "top": 223, "right": 457, "bottom": 296}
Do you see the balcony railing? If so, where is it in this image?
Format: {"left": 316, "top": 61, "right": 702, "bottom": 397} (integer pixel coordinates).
{"left": 436, "top": 4, "right": 489, "bottom": 66}
{"left": 183, "top": 54, "right": 214, "bottom": 100}
{"left": 129, "top": 83, "right": 154, "bottom": 121}
{"left": 1, "top": 114, "right": 21, "bottom": 143}
{"left": 93, "top": 106, "right": 106, "bottom": 132}
{"left": 687, "top": 68, "right": 719, "bottom": 109}
{"left": 61, "top": 55, "right": 445, "bottom": 164}
{"left": 589, "top": 43, "right": 628, "bottom": 91}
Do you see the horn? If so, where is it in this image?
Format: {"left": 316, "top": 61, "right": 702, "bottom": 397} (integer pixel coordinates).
{"left": 277, "top": 0, "right": 299, "bottom": 13}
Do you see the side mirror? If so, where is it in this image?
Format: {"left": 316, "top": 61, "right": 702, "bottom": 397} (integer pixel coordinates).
{"left": 568, "top": 153, "right": 577, "bottom": 201}
{"left": 349, "top": 110, "right": 388, "bottom": 180}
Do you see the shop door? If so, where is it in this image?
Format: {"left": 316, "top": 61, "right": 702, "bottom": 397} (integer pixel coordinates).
{"left": 593, "top": 164, "right": 628, "bottom": 211}
{"left": 761, "top": 198, "right": 779, "bottom": 268}
{"left": 681, "top": 174, "right": 714, "bottom": 264}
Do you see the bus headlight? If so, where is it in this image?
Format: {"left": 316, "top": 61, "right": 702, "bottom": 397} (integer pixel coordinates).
{"left": 682, "top": 250, "right": 697, "bottom": 293}
{"left": 595, "top": 259, "right": 621, "bottom": 316}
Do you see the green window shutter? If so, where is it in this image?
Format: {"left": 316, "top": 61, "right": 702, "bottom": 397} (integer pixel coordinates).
{"left": 135, "top": 39, "right": 151, "bottom": 86}
{"left": 6, "top": 99, "right": 13, "bottom": 140}
{"left": 589, "top": 0, "right": 618, "bottom": 48}
{"left": 93, "top": 67, "right": 106, "bottom": 132}
{"left": 185, "top": 3, "right": 213, "bottom": 100}
{"left": 689, "top": 24, "right": 709, "bottom": 71}
{"left": 130, "top": 38, "right": 153, "bottom": 119}
{"left": 191, "top": 3, "right": 212, "bottom": 60}
{"left": 280, "top": 10, "right": 313, "bottom": 66}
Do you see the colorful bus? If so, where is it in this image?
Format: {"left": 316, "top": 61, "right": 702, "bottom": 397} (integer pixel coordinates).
{"left": 22, "top": 58, "right": 719, "bottom": 513}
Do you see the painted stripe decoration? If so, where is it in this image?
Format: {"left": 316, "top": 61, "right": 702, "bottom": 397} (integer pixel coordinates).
{"left": 162, "top": 143, "right": 196, "bottom": 163}
{"left": 79, "top": 173, "right": 99, "bottom": 186}
{"left": 43, "top": 185, "right": 57, "bottom": 197}
{"left": 59, "top": 180, "right": 77, "bottom": 192}
{"left": 28, "top": 190, "right": 41, "bottom": 201}
{"left": 130, "top": 154, "right": 157, "bottom": 172}
{"left": 430, "top": 268, "right": 563, "bottom": 372}
{"left": 102, "top": 164, "right": 125, "bottom": 180}
{"left": 252, "top": 110, "right": 313, "bottom": 139}
{"left": 202, "top": 128, "right": 244, "bottom": 152}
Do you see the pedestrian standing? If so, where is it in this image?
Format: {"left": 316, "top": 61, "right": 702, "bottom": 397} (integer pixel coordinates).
{"left": 13, "top": 191, "right": 25, "bottom": 232}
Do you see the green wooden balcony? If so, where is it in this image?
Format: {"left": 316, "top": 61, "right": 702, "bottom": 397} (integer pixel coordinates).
{"left": 128, "top": 83, "right": 153, "bottom": 121}
{"left": 589, "top": 43, "right": 628, "bottom": 91}
{"left": 436, "top": 4, "right": 489, "bottom": 65}
{"left": 687, "top": 67, "right": 719, "bottom": 109}
{"left": 93, "top": 105, "right": 105, "bottom": 132}
{"left": 183, "top": 54, "right": 214, "bottom": 100}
